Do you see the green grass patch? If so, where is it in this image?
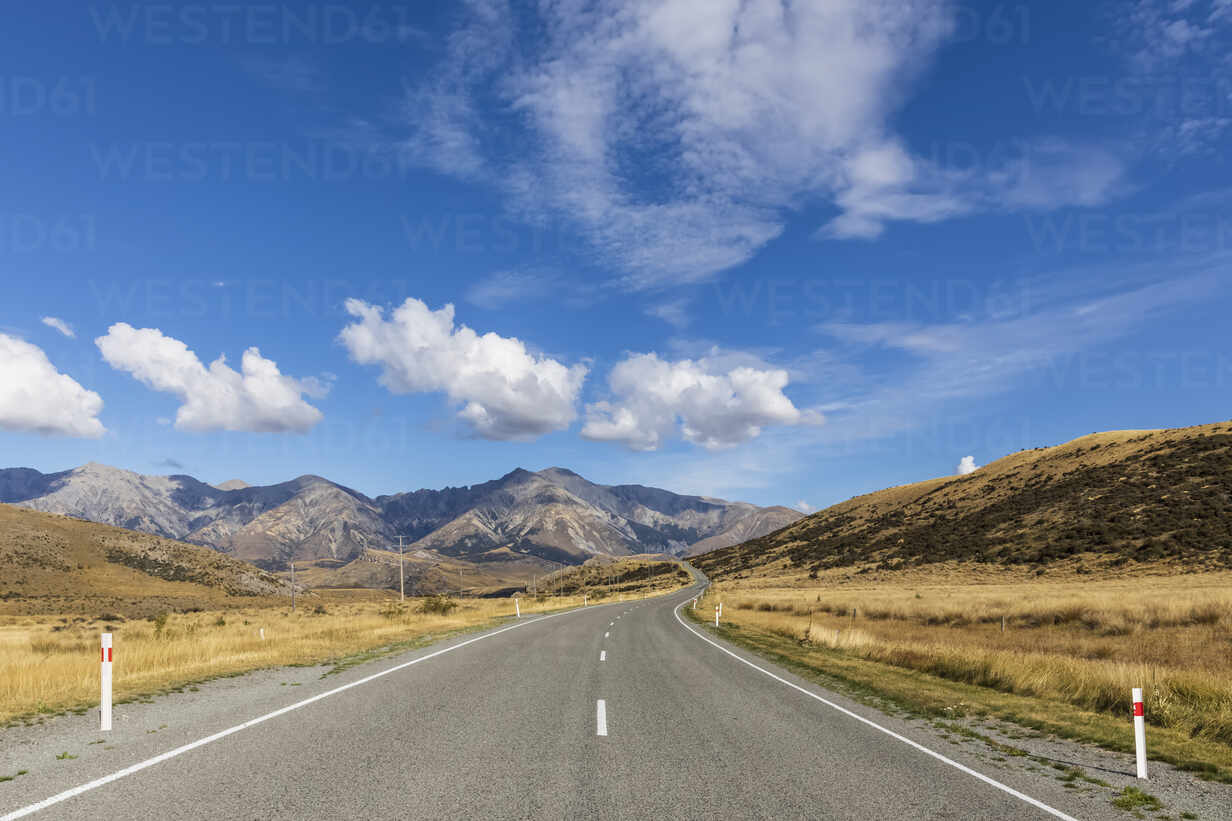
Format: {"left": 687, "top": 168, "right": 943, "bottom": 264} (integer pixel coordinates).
{"left": 1111, "top": 786, "right": 1163, "bottom": 812}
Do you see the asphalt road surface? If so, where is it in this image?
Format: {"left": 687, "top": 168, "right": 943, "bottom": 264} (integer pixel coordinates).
{"left": 2, "top": 573, "right": 1101, "bottom": 820}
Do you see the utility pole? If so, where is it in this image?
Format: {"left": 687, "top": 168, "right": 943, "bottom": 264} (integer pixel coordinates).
{"left": 290, "top": 560, "right": 296, "bottom": 613}
{"left": 398, "top": 535, "right": 405, "bottom": 602}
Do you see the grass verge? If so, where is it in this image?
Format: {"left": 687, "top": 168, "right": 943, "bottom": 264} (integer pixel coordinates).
{"left": 685, "top": 606, "right": 1232, "bottom": 784}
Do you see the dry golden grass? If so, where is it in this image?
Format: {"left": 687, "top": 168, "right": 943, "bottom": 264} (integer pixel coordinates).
{"left": 0, "top": 574, "right": 686, "bottom": 725}
{"left": 700, "top": 571, "right": 1232, "bottom": 746}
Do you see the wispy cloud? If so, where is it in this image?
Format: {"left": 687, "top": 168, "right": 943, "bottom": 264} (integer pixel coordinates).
{"left": 41, "top": 316, "right": 75, "bottom": 338}
{"left": 645, "top": 298, "right": 690, "bottom": 329}
{"left": 385, "top": 2, "right": 937, "bottom": 287}
{"left": 815, "top": 272, "right": 1222, "bottom": 438}
{"left": 243, "top": 55, "right": 324, "bottom": 94}
{"left": 1106, "top": 0, "right": 1232, "bottom": 158}
{"left": 387, "top": 3, "right": 1137, "bottom": 285}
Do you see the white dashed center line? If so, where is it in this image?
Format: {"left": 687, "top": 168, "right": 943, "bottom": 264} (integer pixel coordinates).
{"left": 604, "top": 631, "right": 610, "bottom": 638}
{"left": 600, "top": 650, "right": 607, "bottom": 661}
{"left": 596, "top": 700, "right": 608, "bottom": 736}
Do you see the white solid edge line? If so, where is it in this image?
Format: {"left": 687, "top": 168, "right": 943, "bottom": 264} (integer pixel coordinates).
{"left": 1, "top": 607, "right": 587, "bottom": 821}
{"left": 596, "top": 699, "right": 608, "bottom": 736}
{"left": 672, "top": 596, "right": 1079, "bottom": 821}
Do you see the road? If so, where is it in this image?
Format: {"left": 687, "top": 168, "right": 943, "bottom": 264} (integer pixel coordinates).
{"left": 2, "top": 572, "right": 1096, "bottom": 820}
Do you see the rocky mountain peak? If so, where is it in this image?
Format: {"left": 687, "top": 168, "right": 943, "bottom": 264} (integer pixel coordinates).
{"left": 0, "top": 462, "right": 802, "bottom": 571}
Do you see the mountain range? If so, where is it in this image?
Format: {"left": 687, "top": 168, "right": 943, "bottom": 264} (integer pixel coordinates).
{"left": 0, "top": 463, "right": 800, "bottom": 571}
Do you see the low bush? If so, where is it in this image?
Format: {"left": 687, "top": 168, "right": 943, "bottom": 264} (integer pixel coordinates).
{"left": 416, "top": 595, "right": 459, "bottom": 615}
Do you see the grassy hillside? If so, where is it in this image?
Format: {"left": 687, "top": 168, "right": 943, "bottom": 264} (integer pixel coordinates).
{"left": 0, "top": 504, "right": 289, "bottom": 618}
{"left": 697, "top": 421, "right": 1232, "bottom": 581}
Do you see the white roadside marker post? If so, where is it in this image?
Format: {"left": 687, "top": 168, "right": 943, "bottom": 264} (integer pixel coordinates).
{"left": 1133, "top": 688, "right": 1148, "bottom": 779}
{"left": 259, "top": 628, "right": 265, "bottom": 641}
{"left": 715, "top": 604, "right": 720, "bottom": 627}
{"left": 515, "top": 598, "right": 521, "bottom": 618}
{"left": 100, "top": 633, "right": 113, "bottom": 732}
{"left": 584, "top": 594, "right": 588, "bottom": 606}
{"left": 718, "top": 602, "right": 722, "bottom": 619}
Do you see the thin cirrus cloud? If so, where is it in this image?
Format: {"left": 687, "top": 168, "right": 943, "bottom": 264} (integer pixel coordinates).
{"left": 814, "top": 273, "right": 1221, "bottom": 441}
{"left": 95, "top": 323, "right": 326, "bottom": 433}
{"left": 338, "top": 297, "right": 588, "bottom": 441}
{"left": 1078, "top": 0, "right": 1232, "bottom": 158}
{"left": 390, "top": 1, "right": 1127, "bottom": 287}
{"left": 0, "top": 333, "right": 105, "bottom": 438}
{"left": 582, "top": 352, "right": 821, "bottom": 452}
{"left": 40, "top": 316, "right": 76, "bottom": 338}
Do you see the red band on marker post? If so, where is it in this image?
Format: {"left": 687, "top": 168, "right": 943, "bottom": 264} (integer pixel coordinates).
{"left": 1133, "top": 702, "right": 1144, "bottom": 717}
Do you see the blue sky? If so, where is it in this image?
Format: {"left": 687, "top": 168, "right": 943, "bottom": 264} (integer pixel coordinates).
{"left": 1, "top": 0, "right": 1229, "bottom": 511}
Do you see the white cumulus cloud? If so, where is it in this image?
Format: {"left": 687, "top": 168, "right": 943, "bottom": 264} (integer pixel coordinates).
{"left": 956, "top": 455, "right": 978, "bottom": 475}
{"left": 0, "top": 334, "right": 105, "bottom": 438}
{"left": 40, "top": 316, "right": 76, "bottom": 338}
{"left": 95, "top": 324, "right": 324, "bottom": 433}
{"left": 795, "top": 500, "right": 814, "bottom": 514}
{"left": 338, "top": 297, "right": 587, "bottom": 440}
{"left": 582, "top": 352, "right": 820, "bottom": 451}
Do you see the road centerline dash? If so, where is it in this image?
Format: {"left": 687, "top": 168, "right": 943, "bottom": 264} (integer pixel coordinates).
{"left": 596, "top": 700, "right": 608, "bottom": 736}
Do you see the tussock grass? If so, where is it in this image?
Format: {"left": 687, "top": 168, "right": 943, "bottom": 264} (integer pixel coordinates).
{"left": 703, "top": 573, "right": 1232, "bottom": 748}
{"left": 0, "top": 590, "right": 656, "bottom": 725}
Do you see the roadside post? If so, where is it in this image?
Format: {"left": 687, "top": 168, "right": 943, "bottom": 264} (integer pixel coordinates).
{"left": 714, "top": 604, "right": 720, "bottom": 627}
{"left": 515, "top": 597, "right": 521, "bottom": 618}
{"left": 100, "top": 633, "right": 113, "bottom": 732}
{"left": 1133, "top": 688, "right": 1148, "bottom": 779}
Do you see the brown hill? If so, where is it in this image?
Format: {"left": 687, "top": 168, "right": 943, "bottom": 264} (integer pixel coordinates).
{"left": 0, "top": 503, "right": 290, "bottom": 618}
{"left": 695, "top": 421, "right": 1232, "bottom": 581}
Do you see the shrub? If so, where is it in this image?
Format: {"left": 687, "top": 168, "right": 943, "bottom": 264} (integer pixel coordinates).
{"left": 417, "top": 595, "right": 459, "bottom": 615}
